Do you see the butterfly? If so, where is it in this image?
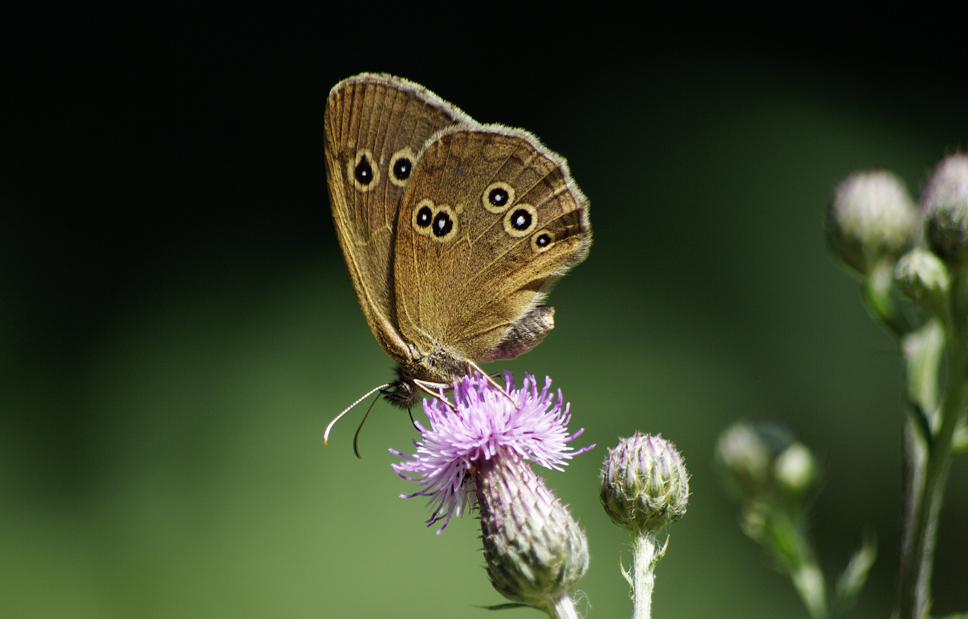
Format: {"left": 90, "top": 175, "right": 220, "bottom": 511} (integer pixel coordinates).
{"left": 324, "top": 73, "right": 591, "bottom": 411}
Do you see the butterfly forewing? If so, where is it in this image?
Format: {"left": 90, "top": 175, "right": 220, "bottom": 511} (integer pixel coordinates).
{"left": 393, "top": 126, "right": 591, "bottom": 364}
{"left": 324, "top": 74, "right": 475, "bottom": 363}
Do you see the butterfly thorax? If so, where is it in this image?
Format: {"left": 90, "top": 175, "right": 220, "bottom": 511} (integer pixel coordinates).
{"left": 383, "top": 305, "right": 557, "bottom": 408}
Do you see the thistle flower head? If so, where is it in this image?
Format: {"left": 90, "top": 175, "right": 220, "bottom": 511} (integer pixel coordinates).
{"left": 923, "top": 154, "right": 968, "bottom": 266}
{"left": 895, "top": 248, "right": 950, "bottom": 313}
{"left": 392, "top": 371, "right": 592, "bottom": 610}
{"left": 391, "top": 371, "right": 591, "bottom": 532}
{"left": 477, "top": 449, "right": 590, "bottom": 610}
{"left": 600, "top": 433, "right": 690, "bottom": 536}
{"left": 826, "top": 171, "right": 917, "bottom": 276}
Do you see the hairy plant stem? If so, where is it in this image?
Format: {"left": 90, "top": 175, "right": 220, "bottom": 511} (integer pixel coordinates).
{"left": 630, "top": 532, "right": 660, "bottom": 619}
{"left": 548, "top": 595, "right": 580, "bottom": 619}
{"left": 898, "top": 274, "right": 968, "bottom": 619}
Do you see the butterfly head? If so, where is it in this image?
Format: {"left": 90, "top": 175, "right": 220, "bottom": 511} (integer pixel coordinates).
{"left": 382, "top": 365, "right": 421, "bottom": 409}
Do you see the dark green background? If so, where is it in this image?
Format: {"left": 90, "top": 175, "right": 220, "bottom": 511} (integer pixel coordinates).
{"left": 3, "top": 4, "right": 966, "bottom": 618}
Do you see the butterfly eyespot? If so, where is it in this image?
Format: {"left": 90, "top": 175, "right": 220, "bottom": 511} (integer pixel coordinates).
{"left": 411, "top": 199, "right": 435, "bottom": 235}
{"left": 393, "top": 159, "right": 412, "bottom": 180}
{"left": 531, "top": 229, "right": 555, "bottom": 253}
{"left": 431, "top": 205, "right": 458, "bottom": 242}
{"left": 355, "top": 160, "right": 373, "bottom": 183}
{"left": 489, "top": 188, "right": 509, "bottom": 206}
{"left": 389, "top": 147, "right": 417, "bottom": 187}
{"left": 482, "top": 181, "right": 515, "bottom": 213}
{"left": 348, "top": 149, "right": 380, "bottom": 192}
{"left": 503, "top": 204, "right": 537, "bottom": 238}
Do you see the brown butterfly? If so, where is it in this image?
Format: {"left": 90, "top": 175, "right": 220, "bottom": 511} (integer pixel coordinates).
{"left": 324, "top": 73, "right": 591, "bottom": 411}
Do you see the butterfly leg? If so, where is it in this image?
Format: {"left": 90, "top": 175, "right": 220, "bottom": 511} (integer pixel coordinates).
{"left": 466, "top": 360, "right": 518, "bottom": 408}
{"left": 412, "top": 378, "right": 457, "bottom": 411}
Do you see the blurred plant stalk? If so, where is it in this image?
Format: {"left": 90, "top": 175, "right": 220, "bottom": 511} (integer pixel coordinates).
{"left": 827, "top": 159, "right": 968, "bottom": 619}
{"left": 895, "top": 275, "right": 967, "bottom": 619}
{"left": 716, "top": 421, "right": 875, "bottom": 619}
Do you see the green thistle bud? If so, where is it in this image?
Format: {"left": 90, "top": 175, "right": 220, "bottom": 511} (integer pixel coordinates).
{"left": 826, "top": 171, "right": 917, "bottom": 276}
{"left": 600, "top": 433, "right": 689, "bottom": 536}
{"left": 715, "top": 422, "right": 772, "bottom": 500}
{"left": 895, "top": 248, "right": 950, "bottom": 313}
{"left": 773, "top": 442, "right": 818, "bottom": 501}
{"left": 478, "top": 449, "right": 589, "bottom": 611}
{"left": 923, "top": 154, "right": 968, "bottom": 267}
{"left": 717, "top": 421, "right": 821, "bottom": 511}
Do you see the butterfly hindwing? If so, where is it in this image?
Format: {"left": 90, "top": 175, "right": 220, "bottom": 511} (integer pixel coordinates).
{"left": 393, "top": 125, "right": 591, "bottom": 366}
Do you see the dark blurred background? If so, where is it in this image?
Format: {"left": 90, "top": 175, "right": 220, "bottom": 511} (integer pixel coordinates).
{"left": 2, "top": 3, "right": 966, "bottom": 618}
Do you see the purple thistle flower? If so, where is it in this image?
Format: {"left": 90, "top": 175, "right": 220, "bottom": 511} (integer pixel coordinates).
{"left": 391, "top": 371, "right": 592, "bottom": 533}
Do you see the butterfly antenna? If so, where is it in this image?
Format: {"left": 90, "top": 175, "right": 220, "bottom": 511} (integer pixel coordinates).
{"left": 324, "top": 383, "right": 389, "bottom": 447}
{"left": 352, "top": 391, "right": 383, "bottom": 459}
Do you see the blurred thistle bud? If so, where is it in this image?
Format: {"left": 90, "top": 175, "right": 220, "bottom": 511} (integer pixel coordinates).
{"left": 715, "top": 422, "right": 772, "bottom": 500}
{"left": 895, "top": 248, "right": 950, "bottom": 313}
{"left": 600, "top": 433, "right": 690, "bottom": 536}
{"left": 923, "top": 154, "right": 968, "bottom": 267}
{"left": 826, "top": 171, "right": 917, "bottom": 277}
{"left": 716, "top": 420, "right": 819, "bottom": 508}
{"left": 773, "top": 442, "right": 818, "bottom": 502}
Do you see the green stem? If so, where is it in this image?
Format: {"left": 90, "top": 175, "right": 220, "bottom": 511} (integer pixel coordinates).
{"left": 792, "top": 562, "right": 828, "bottom": 619}
{"left": 898, "top": 276, "right": 968, "bottom": 619}
{"left": 899, "top": 418, "right": 928, "bottom": 617}
{"left": 548, "top": 595, "right": 580, "bottom": 619}
{"left": 863, "top": 262, "right": 910, "bottom": 338}
{"left": 769, "top": 512, "right": 829, "bottom": 619}
{"left": 903, "top": 319, "right": 945, "bottom": 420}
{"left": 630, "top": 532, "right": 660, "bottom": 619}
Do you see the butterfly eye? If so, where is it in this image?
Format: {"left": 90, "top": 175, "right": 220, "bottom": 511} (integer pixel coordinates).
{"left": 348, "top": 149, "right": 380, "bottom": 192}
{"left": 503, "top": 204, "right": 537, "bottom": 238}
{"left": 411, "top": 199, "right": 435, "bottom": 235}
{"left": 482, "top": 181, "right": 515, "bottom": 213}
{"left": 389, "top": 148, "right": 417, "bottom": 187}
{"left": 531, "top": 229, "right": 555, "bottom": 253}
